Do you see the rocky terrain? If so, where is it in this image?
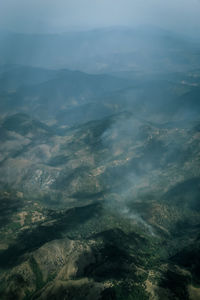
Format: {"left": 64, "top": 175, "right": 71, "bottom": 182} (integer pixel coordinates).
{"left": 0, "top": 28, "right": 200, "bottom": 300}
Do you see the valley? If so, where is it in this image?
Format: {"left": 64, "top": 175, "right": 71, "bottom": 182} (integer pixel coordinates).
{"left": 0, "top": 27, "right": 200, "bottom": 299}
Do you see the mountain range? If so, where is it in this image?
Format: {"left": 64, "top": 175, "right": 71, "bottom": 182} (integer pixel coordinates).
{"left": 0, "top": 27, "right": 200, "bottom": 300}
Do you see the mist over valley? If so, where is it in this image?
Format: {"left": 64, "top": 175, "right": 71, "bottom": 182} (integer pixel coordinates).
{"left": 0, "top": 4, "right": 200, "bottom": 299}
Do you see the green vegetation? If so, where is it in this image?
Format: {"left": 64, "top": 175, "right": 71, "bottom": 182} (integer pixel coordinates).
{"left": 29, "top": 256, "right": 44, "bottom": 290}
{"left": 0, "top": 51, "right": 200, "bottom": 299}
{"left": 101, "top": 283, "right": 149, "bottom": 300}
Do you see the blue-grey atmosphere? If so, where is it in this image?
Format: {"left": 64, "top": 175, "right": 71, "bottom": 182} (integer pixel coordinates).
{"left": 0, "top": 1, "right": 200, "bottom": 300}
{"left": 0, "top": 0, "right": 200, "bottom": 35}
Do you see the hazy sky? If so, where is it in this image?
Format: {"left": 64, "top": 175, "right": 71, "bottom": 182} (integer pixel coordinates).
{"left": 0, "top": 0, "right": 200, "bottom": 34}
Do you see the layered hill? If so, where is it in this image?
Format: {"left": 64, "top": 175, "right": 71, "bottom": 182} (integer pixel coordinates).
{"left": 0, "top": 35, "right": 200, "bottom": 299}
{"left": 0, "top": 109, "right": 200, "bottom": 299}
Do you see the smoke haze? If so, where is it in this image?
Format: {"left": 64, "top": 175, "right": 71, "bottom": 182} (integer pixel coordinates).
{"left": 0, "top": 0, "right": 200, "bottom": 36}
